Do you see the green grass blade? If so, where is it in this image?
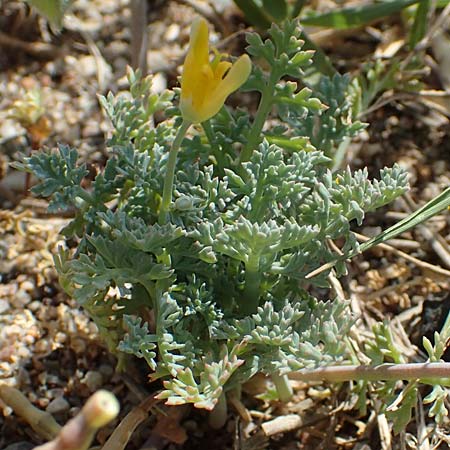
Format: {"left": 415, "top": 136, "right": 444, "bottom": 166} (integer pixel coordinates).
{"left": 355, "top": 186, "right": 450, "bottom": 255}
{"left": 233, "top": 0, "right": 272, "bottom": 28}
{"left": 301, "top": 0, "right": 419, "bottom": 29}
{"left": 27, "top": 0, "right": 71, "bottom": 30}
{"left": 262, "top": 0, "right": 288, "bottom": 21}
{"left": 307, "top": 187, "right": 450, "bottom": 280}
{"left": 409, "top": 0, "right": 431, "bottom": 48}
{"left": 291, "top": 0, "right": 308, "bottom": 18}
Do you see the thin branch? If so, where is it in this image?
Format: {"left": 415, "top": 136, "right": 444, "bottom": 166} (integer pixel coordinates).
{"left": 290, "top": 362, "right": 450, "bottom": 383}
{"left": 0, "top": 31, "right": 57, "bottom": 57}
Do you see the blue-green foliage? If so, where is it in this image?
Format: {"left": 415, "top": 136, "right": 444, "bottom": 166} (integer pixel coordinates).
{"left": 19, "top": 21, "right": 409, "bottom": 411}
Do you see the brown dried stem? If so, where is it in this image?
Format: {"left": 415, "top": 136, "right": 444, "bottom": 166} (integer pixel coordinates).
{"left": 100, "top": 393, "right": 160, "bottom": 450}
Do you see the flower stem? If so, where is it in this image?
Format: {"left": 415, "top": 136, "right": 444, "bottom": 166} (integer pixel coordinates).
{"left": 159, "top": 120, "right": 191, "bottom": 224}
{"left": 289, "top": 362, "right": 450, "bottom": 383}
{"left": 209, "top": 391, "right": 228, "bottom": 429}
{"left": 238, "top": 73, "right": 278, "bottom": 165}
{"left": 272, "top": 373, "right": 293, "bottom": 403}
{"left": 240, "top": 255, "right": 261, "bottom": 315}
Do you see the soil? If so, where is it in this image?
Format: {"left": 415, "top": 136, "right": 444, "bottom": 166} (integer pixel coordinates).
{"left": 0, "top": 1, "right": 449, "bottom": 449}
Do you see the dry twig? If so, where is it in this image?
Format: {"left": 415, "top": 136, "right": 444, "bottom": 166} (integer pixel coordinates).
{"left": 354, "top": 232, "right": 450, "bottom": 278}
{"left": 0, "top": 30, "right": 57, "bottom": 57}
{"left": 290, "top": 362, "right": 450, "bottom": 383}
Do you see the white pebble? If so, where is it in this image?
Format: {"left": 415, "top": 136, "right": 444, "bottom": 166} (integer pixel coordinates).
{"left": 0, "top": 299, "right": 9, "bottom": 314}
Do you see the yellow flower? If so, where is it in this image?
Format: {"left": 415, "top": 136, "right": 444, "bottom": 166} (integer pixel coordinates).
{"left": 180, "top": 18, "right": 251, "bottom": 124}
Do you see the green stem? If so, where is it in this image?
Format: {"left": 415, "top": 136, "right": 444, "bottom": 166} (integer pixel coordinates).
{"left": 239, "top": 74, "right": 278, "bottom": 165}
{"left": 202, "top": 120, "right": 225, "bottom": 177}
{"left": 272, "top": 373, "right": 293, "bottom": 402}
{"left": 289, "top": 362, "right": 450, "bottom": 384}
{"left": 331, "top": 136, "right": 351, "bottom": 172}
{"left": 241, "top": 255, "right": 261, "bottom": 315}
{"left": 158, "top": 120, "right": 191, "bottom": 224}
{"left": 76, "top": 187, "right": 96, "bottom": 206}
{"left": 209, "top": 391, "right": 228, "bottom": 429}
{"left": 291, "top": 0, "right": 307, "bottom": 17}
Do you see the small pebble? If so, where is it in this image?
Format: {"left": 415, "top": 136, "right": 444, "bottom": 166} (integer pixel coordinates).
{"left": 361, "top": 226, "right": 382, "bottom": 238}
{"left": 164, "top": 23, "right": 180, "bottom": 42}
{"left": 34, "top": 339, "right": 51, "bottom": 354}
{"left": 47, "top": 374, "right": 61, "bottom": 386}
{"left": 16, "top": 347, "right": 31, "bottom": 359}
{"left": 37, "top": 397, "right": 50, "bottom": 409}
{"left": 71, "top": 337, "right": 87, "bottom": 354}
{"left": 82, "top": 120, "right": 101, "bottom": 138}
{"left": 433, "top": 160, "right": 446, "bottom": 176}
{"left": 99, "top": 364, "right": 114, "bottom": 377}
{"left": 46, "top": 396, "right": 70, "bottom": 414}
{"left": 11, "top": 289, "right": 31, "bottom": 308}
{"left": 83, "top": 370, "right": 103, "bottom": 392}
{"left": 47, "top": 388, "right": 65, "bottom": 399}
{"left": 151, "top": 72, "right": 167, "bottom": 94}
{"left": 77, "top": 55, "right": 98, "bottom": 78}
{"left": 103, "top": 40, "right": 128, "bottom": 59}
{"left": 28, "top": 300, "right": 41, "bottom": 312}
{"left": 0, "top": 298, "right": 9, "bottom": 314}
{"left": 54, "top": 331, "right": 67, "bottom": 344}
{"left": 19, "top": 280, "right": 35, "bottom": 292}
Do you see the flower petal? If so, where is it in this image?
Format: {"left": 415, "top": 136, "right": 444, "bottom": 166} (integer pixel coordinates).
{"left": 196, "top": 54, "right": 251, "bottom": 122}
{"left": 187, "top": 17, "right": 209, "bottom": 66}
{"left": 181, "top": 18, "right": 210, "bottom": 102}
{"left": 214, "top": 61, "right": 232, "bottom": 81}
{"left": 216, "top": 54, "right": 252, "bottom": 97}
{"left": 179, "top": 18, "right": 252, "bottom": 123}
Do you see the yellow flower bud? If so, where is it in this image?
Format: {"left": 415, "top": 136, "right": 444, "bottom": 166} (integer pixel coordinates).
{"left": 180, "top": 18, "right": 251, "bottom": 124}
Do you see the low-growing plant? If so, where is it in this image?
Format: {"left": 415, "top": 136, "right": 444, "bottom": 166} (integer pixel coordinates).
{"left": 18, "top": 18, "right": 450, "bottom": 431}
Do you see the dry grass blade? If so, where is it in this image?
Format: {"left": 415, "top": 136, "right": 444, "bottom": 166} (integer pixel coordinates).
{"left": 354, "top": 232, "right": 450, "bottom": 278}
{"left": 0, "top": 30, "right": 57, "bottom": 57}
{"left": 402, "top": 193, "right": 450, "bottom": 268}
